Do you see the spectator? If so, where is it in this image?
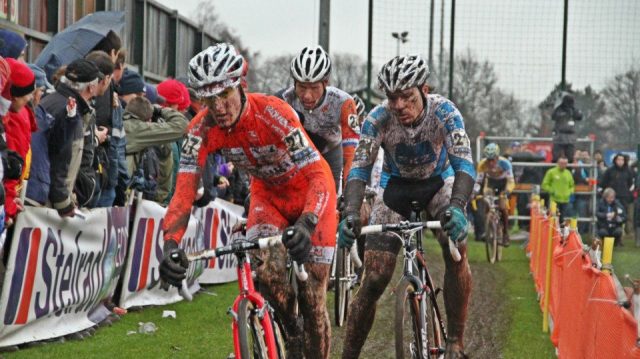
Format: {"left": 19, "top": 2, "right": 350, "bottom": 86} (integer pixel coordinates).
{"left": 551, "top": 93, "right": 582, "bottom": 163}
{"left": 85, "top": 50, "right": 117, "bottom": 207}
{"left": 599, "top": 153, "right": 635, "bottom": 234}
{"left": 0, "top": 30, "right": 27, "bottom": 61}
{"left": 594, "top": 150, "right": 607, "bottom": 176}
{"left": 144, "top": 83, "right": 166, "bottom": 106}
{"left": 40, "top": 59, "right": 101, "bottom": 217}
{"left": 123, "top": 96, "right": 188, "bottom": 202}
{"left": 157, "top": 79, "right": 187, "bottom": 110}
{"left": 571, "top": 150, "right": 590, "bottom": 233}
{"left": 156, "top": 79, "right": 189, "bottom": 204}
{"left": 596, "top": 188, "right": 626, "bottom": 247}
{"left": 542, "top": 155, "right": 575, "bottom": 223}
{"left": 118, "top": 68, "right": 145, "bottom": 106}
{"left": 74, "top": 57, "right": 110, "bottom": 208}
{"left": 25, "top": 64, "right": 55, "bottom": 206}
{"left": 2, "top": 59, "right": 36, "bottom": 225}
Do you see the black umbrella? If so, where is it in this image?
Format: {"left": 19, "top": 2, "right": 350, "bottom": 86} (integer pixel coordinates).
{"left": 35, "top": 11, "right": 125, "bottom": 81}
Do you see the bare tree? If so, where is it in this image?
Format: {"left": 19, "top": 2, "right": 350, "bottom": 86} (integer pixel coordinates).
{"left": 432, "top": 49, "right": 527, "bottom": 140}
{"left": 252, "top": 54, "right": 293, "bottom": 94}
{"left": 330, "top": 53, "right": 367, "bottom": 92}
{"left": 602, "top": 65, "right": 640, "bottom": 147}
{"left": 192, "top": 1, "right": 260, "bottom": 86}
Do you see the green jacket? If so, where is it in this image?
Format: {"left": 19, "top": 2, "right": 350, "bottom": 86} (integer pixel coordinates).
{"left": 123, "top": 107, "right": 188, "bottom": 176}
{"left": 123, "top": 108, "right": 189, "bottom": 173}
{"left": 542, "top": 166, "right": 575, "bottom": 204}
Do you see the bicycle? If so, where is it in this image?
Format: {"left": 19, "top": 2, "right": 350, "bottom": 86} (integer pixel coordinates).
{"left": 331, "top": 242, "right": 362, "bottom": 326}
{"left": 473, "top": 189, "right": 504, "bottom": 263}
{"left": 360, "top": 203, "right": 461, "bottom": 359}
{"left": 174, "top": 231, "right": 307, "bottom": 359}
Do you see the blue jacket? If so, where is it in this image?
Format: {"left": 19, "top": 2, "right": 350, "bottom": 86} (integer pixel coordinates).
{"left": 26, "top": 104, "right": 55, "bottom": 204}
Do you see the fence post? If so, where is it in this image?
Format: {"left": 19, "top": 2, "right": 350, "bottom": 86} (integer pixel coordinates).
{"left": 542, "top": 202, "right": 556, "bottom": 333}
{"left": 601, "top": 236, "right": 614, "bottom": 275}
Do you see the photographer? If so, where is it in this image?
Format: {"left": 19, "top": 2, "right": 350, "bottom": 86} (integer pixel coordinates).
{"left": 551, "top": 93, "right": 583, "bottom": 163}
{"left": 123, "top": 96, "right": 188, "bottom": 202}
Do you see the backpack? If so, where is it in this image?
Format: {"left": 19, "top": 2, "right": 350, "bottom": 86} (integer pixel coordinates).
{"left": 129, "top": 147, "right": 160, "bottom": 200}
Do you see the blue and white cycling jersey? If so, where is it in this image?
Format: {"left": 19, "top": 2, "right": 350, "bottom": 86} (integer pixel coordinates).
{"left": 348, "top": 94, "right": 475, "bottom": 187}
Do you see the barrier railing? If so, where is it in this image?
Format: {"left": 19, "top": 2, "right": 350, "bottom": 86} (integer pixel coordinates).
{"left": 527, "top": 197, "right": 640, "bottom": 358}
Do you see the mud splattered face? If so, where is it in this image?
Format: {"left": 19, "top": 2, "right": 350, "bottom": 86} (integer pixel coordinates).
{"left": 203, "top": 86, "right": 243, "bottom": 128}
{"left": 386, "top": 85, "right": 427, "bottom": 126}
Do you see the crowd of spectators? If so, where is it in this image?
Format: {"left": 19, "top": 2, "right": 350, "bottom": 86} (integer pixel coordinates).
{"left": 0, "top": 29, "right": 250, "bottom": 262}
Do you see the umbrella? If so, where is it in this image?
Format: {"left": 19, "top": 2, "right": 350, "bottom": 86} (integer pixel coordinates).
{"left": 35, "top": 11, "right": 125, "bottom": 81}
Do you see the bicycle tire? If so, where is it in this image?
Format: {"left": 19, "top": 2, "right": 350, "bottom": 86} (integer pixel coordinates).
{"left": 270, "top": 312, "right": 287, "bottom": 359}
{"left": 395, "top": 278, "right": 427, "bottom": 359}
{"left": 237, "top": 298, "right": 270, "bottom": 359}
{"left": 485, "top": 212, "right": 499, "bottom": 263}
{"left": 423, "top": 271, "right": 446, "bottom": 358}
{"left": 334, "top": 247, "right": 351, "bottom": 327}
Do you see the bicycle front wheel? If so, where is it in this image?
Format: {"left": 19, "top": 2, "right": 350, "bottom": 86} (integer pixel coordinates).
{"left": 238, "top": 298, "right": 271, "bottom": 359}
{"left": 485, "top": 212, "right": 499, "bottom": 263}
{"left": 395, "top": 278, "right": 427, "bottom": 359}
{"left": 334, "top": 247, "right": 352, "bottom": 327}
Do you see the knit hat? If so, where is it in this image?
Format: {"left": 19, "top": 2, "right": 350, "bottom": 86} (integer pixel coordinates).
{"left": 119, "top": 68, "right": 145, "bottom": 96}
{"left": 125, "top": 96, "right": 154, "bottom": 121}
{"left": 157, "top": 79, "right": 185, "bottom": 107}
{"left": 65, "top": 59, "right": 101, "bottom": 83}
{"left": 144, "top": 83, "right": 165, "bottom": 105}
{"left": 6, "top": 58, "right": 35, "bottom": 98}
{"left": 0, "top": 30, "right": 27, "bottom": 59}
{"left": 28, "top": 63, "right": 53, "bottom": 90}
{"left": 178, "top": 82, "right": 191, "bottom": 111}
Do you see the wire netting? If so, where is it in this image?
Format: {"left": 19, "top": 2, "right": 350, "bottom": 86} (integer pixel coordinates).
{"left": 372, "top": 0, "right": 640, "bottom": 148}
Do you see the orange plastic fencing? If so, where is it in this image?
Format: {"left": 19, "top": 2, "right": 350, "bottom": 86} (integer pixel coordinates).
{"left": 527, "top": 202, "right": 640, "bottom": 358}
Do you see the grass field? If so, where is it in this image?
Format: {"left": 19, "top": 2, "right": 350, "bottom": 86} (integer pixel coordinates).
{"left": 6, "top": 232, "right": 638, "bottom": 358}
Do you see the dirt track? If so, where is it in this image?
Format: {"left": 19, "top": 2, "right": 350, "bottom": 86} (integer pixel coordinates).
{"left": 329, "top": 241, "right": 509, "bottom": 358}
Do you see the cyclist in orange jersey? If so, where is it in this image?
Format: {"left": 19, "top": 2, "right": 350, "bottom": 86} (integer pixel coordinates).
{"left": 160, "top": 43, "right": 337, "bottom": 359}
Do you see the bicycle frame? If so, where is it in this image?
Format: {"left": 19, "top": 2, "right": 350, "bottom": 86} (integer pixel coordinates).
{"left": 178, "top": 235, "right": 307, "bottom": 359}
{"left": 230, "top": 251, "right": 280, "bottom": 359}
{"left": 396, "top": 225, "right": 447, "bottom": 355}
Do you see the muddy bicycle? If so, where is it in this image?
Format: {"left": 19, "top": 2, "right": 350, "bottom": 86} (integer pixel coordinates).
{"left": 174, "top": 231, "right": 307, "bottom": 359}
{"left": 360, "top": 204, "right": 461, "bottom": 359}
{"left": 473, "top": 189, "right": 505, "bottom": 263}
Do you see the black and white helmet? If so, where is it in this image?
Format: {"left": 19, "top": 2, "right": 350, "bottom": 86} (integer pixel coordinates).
{"left": 290, "top": 46, "right": 332, "bottom": 83}
{"left": 377, "top": 54, "right": 430, "bottom": 93}
{"left": 188, "top": 43, "right": 245, "bottom": 97}
{"left": 352, "top": 94, "right": 366, "bottom": 117}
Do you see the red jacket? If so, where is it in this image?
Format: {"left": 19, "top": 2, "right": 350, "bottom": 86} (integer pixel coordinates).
{"left": 3, "top": 105, "right": 37, "bottom": 220}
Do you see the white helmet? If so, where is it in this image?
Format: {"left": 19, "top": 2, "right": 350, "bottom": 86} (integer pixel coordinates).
{"left": 377, "top": 54, "right": 430, "bottom": 93}
{"left": 290, "top": 46, "right": 332, "bottom": 83}
{"left": 188, "top": 43, "right": 245, "bottom": 97}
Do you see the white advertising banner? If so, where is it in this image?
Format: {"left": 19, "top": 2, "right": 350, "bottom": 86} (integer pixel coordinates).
{"left": 119, "top": 199, "right": 203, "bottom": 309}
{"left": 0, "top": 206, "right": 129, "bottom": 347}
{"left": 197, "top": 198, "right": 245, "bottom": 284}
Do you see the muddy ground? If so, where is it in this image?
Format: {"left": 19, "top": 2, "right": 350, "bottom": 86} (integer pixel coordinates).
{"left": 328, "top": 241, "right": 510, "bottom": 358}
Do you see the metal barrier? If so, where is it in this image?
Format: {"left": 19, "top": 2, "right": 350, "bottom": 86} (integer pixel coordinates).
{"left": 477, "top": 134, "right": 599, "bottom": 235}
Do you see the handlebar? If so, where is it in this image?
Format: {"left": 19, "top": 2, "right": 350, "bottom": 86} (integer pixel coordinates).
{"left": 172, "top": 233, "right": 309, "bottom": 301}
{"left": 359, "top": 217, "right": 462, "bottom": 263}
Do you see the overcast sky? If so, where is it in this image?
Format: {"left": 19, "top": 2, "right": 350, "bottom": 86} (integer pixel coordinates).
{"left": 157, "top": 0, "right": 640, "bottom": 104}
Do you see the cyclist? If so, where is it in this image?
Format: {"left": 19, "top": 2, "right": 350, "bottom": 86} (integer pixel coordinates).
{"left": 352, "top": 93, "right": 366, "bottom": 129}
{"left": 472, "top": 143, "right": 514, "bottom": 246}
{"left": 338, "top": 54, "right": 475, "bottom": 359}
{"left": 159, "top": 43, "right": 336, "bottom": 358}
{"left": 280, "top": 46, "right": 359, "bottom": 191}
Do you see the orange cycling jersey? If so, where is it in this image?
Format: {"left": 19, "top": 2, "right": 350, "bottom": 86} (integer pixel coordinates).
{"left": 163, "top": 93, "right": 337, "bottom": 259}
